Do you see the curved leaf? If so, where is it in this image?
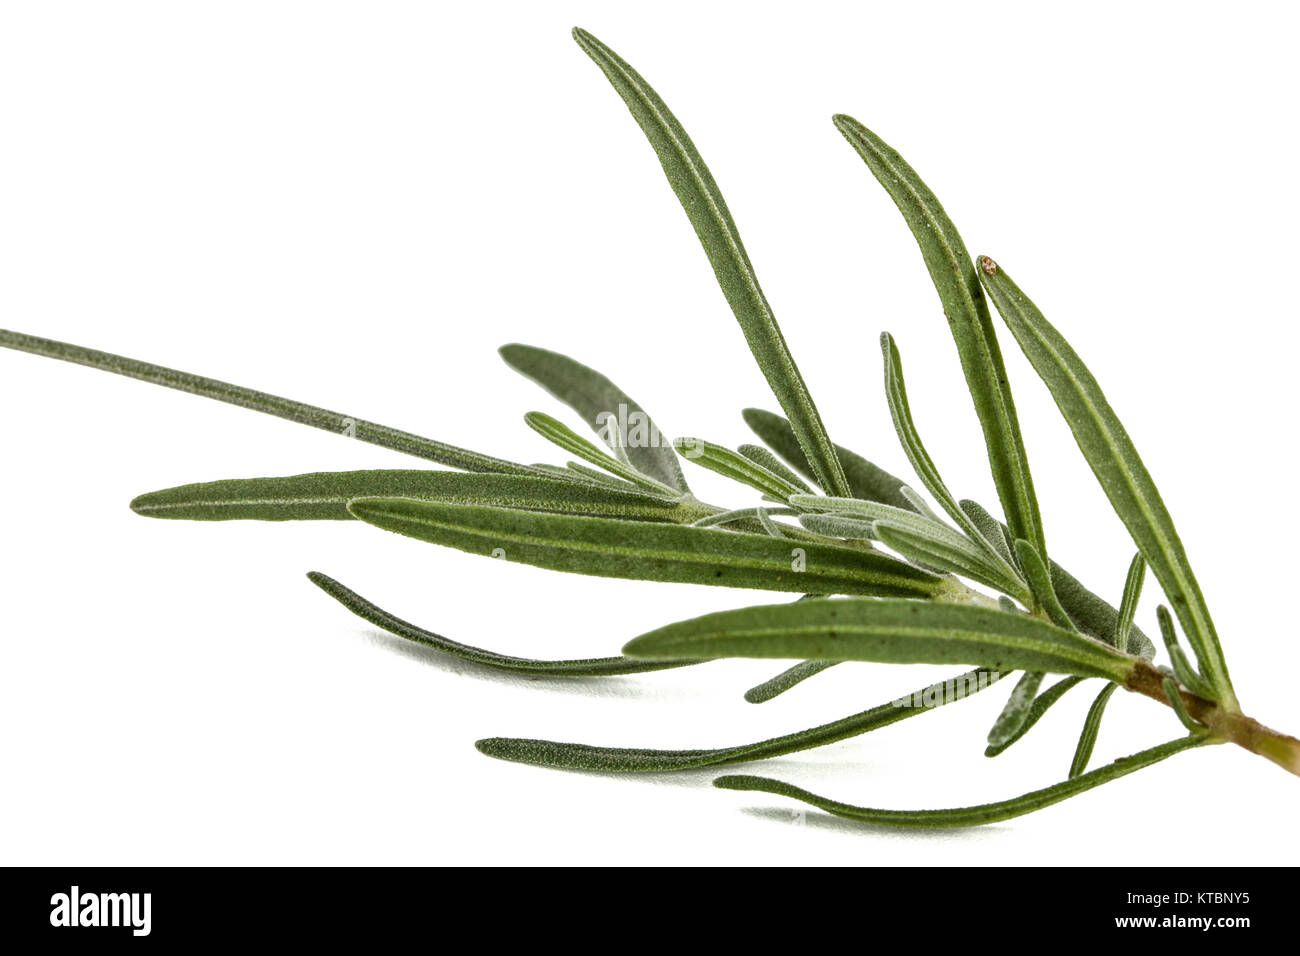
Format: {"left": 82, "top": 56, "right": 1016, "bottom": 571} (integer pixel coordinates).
{"left": 714, "top": 735, "right": 1207, "bottom": 828}
{"left": 881, "top": 334, "right": 1023, "bottom": 575}
{"left": 307, "top": 572, "right": 693, "bottom": 676}
{"left": 835, "top": 116, "right": 1043, "bottom": 557}
{"left": 573, "top": 29, "right": 848, "bottom": 496}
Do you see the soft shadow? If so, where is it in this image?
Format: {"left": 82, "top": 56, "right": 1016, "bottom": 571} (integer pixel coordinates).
{"left": 741, "top": 806, "right": 1009, "bottom": 841}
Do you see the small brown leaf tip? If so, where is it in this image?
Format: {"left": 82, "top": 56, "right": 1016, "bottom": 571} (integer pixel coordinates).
{"left": 978, "top": 256, "right": 999, "bottom": 276}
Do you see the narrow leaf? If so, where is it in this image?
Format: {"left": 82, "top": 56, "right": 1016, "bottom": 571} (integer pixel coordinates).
{"left": 836, "top": 115, "right": 1044, "bottom": 558}
{"left": 1163, "top": 678, "right": 1207, "bottom": 734}
{"left": 737, "top": 444, "right": 813, "bottom": 494}
{"left": 674, "top": 437, "right": 805, "bottom": 501}
{"left": 797, "top": 513, "right": 878, "bottom": 541}
{"left": 961, "top": 499, "right": 1156, "bottom": 658}
{"left": 987, "top": 671, "right": 1046, "bottom": 749}
{"left": 881, "top": 333, "right": 1021, "bottom": 568}
{"left": 1013, "top": 539, "right": 1074, "bottom": 630}
{"left": 959, "top": 499, "right": 1015, "bottom": 568}
{"left": 499, "top": 343, "right": 689, "bottom": 492}
{"left": 131, "top": 471, "right": 706, "bottom": 523}
{"left": 984, "top": 676, "right": 1086, "bottom": 757}
{"left": 525, "top": 411, "right": 675, "bottom": 494}
{"left": 1156, "top": 605, "right": 1216, "bottom": 700}
{"left": 623, "top": 599, "right": 1137, "bottom": 681}
{"left": 795, "top": 494, "right": 1016, "bottom": 593}
{"left": 714, "top": 735, "right": 1207, "bottom": 828}
{"left": 476, "top": 667, "right": 1001, "bottom": 772}
{"left": 0, "top": 329, "right": 534, "bottom": 474}
{"left": 1115, "top": 552, "right": 1146, "bottom": 654}
{"left": 573, "top": 28, "right": 848, "bottom": 496}
{"left": 307, "top": 572, "right": 693, "bottom": 676}
{"left": 977, "top": 257, "right": 1234, "bottom": 707}
{"left": 1069, "top": 682, "right": 1119, "bottom": 778}
{"left": 741, "top": 408, "right": 915, "bottom": 510}
{"left": 348, "top": 499, "right": 945, "bottom": 597}
{"left": 875, "top": 520, "right": 1031, "bottom": 603}
{"left": 1051, "top": 561, "right": 1158, "bottom": 660}
{"left": 743, "top": 660, "right": 838, "bottom": 704}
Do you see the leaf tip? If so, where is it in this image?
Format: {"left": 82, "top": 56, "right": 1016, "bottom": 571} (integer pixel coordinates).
{"left": 977, "top": 255, "right": 999, "bottom": 276}
{"left": 475, "top": 737, "right": 514, "bottom": 759}
{"left": 128, "top": 492, "right": 159, "bottom": 516}
{"left": 713, "top": 774, "right": 769, "bottom": 793}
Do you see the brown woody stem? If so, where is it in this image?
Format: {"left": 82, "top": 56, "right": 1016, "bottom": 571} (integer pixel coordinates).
{"left": 1126, "top": 660, "right": 1300, "bottom": 776}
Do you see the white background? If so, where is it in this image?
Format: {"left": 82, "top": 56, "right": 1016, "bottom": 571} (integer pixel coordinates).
{"left": 2, "top": 1, "right": 1297, "bottom": 866}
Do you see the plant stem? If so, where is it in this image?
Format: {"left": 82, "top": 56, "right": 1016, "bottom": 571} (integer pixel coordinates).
{"left": 1125, "top": 660, "right": 1300, "bottom": 776}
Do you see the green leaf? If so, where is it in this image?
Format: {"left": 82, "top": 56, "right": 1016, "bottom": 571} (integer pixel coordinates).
{"left": 476, "top": 667, "right": 1001, "bottom": 772}
{"left": 623, "top": 599, "right": 1137, "bottom": 681}
{"left": 959, "top": 499, "right": 1157, "bottom": 659}
{"left": 499, "top": 343, "right": 689, "bottom": 492}
{"left": 754, "top": 507, "right": 786, "bottom": 538}
{"left": 743, "top": 660, "right": 838, "bottom": 704}
{"left": 797, "top": 490, "right": 1022, "bottom": 596}
{"left": 348, "top": 498, "right": 945, "bottom": 597}
{"left": 1050, "top": 561, "right": 1157, "bottom": 660}
{"left": 835, "top": 116, "right": 1044, "bottom": 558}
{"left": 1115, "top": 552, "right": 1146, "bottom": 654}
{"left": 1069, "top": 682, "right": 1119, "bottom": 778}
{"left": 692, "top": 506, "right": 797, "bottom": 529}
{"left": 984, "top": 676, "right": 1086, "bottom": 757}
{"left": 0, "top": 329, "right": 535, "bottom": 475}
{"left": 308, "top": 572, "right": 695, "bottom": 676}
{"left": 714, "top": 735, "right": 1207, "bottom": 828}
{"left": 1156, "top": 606, "right": 1216, "bottom": 700}
{"left": 987, "top": 671, "right": 1046, "bottom": 749}
{"left": 131, "top": 471, "right": 707, "bottom": 523}
{"left": 881, "top": 333, "right": 1022, "bottom": 569}
{"left": 741, "top": 408, "right": 915, "bottom": 510}
{"left": 573, "top": 28, "right": 848, "bottom": 497}
{"left": 797, "top": 513, "right": 878, "bottom": 541}
{"left": 959, "top": 499, "right": 1015, "bottom": 567}
{"left": 1163, "top": 678, "right": 1207, "bottom": 735}
{"left": 874, "top": 520, "right": 1030, "bottom": 602}
{"left": 560, "top": 462, "right": 650, "bottom": 493}
{"left": 737, "top": 444, "right": 813, "bottom": 494}
{"left": 525, "top": 411, "right": 676, "bottom": 495}
{"left": 674, "top": 437, "right": 805, "bottom": 501}
{"left": 977, "top": 257, "right": 1235, "bottom": 708}
{"left": 1013, "top": 539, "right": 1074, "bottom": 630}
